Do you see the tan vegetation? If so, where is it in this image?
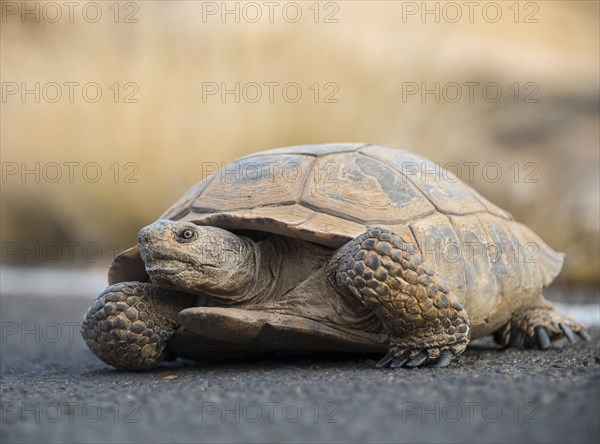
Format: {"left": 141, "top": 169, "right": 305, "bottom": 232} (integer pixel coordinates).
{"left": 1, "top": 1, "right": 598, "bottom": 284}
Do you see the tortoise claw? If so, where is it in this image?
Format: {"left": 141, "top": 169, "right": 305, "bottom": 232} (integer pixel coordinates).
{"left": 508, "top": 309, "right": 589, "bottom": 350}
{"left": 390, "top": 351, "right": 412, "bottom": 368}
{"left": 509, "top": 328, "right": 523, "bottom": 349}
{"left": 435, "top": 350, "right": 454, "bottom": 367}
{"left": 376, "top": 350, "right": 396, "bottom": 368}
{"left": 535, "top": 326, "right": 551, "bottom": 350}
{"left": 577, "top": 329, "right": 591, "bottom": 341}
{"left": 405, "top": 350, "right": 429, "bottom": 368}
{"left": 559, "top": 323, "right": 577, "bottom": 343}
{"left": 378, "top": 348, "right": 457, "bottom": 369}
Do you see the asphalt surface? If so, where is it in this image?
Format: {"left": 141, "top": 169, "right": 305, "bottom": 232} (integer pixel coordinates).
{"left": 1, "top": 291, "right": 599, "bottom": 444}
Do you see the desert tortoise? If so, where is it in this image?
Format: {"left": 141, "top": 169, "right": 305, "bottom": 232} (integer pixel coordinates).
{"left": 81, "top": 143, "right": 588, "bottom": 370}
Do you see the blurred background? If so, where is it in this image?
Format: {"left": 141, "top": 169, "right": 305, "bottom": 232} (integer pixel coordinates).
{"left": 1, "top": 0, "right": 598, "bottom": 286}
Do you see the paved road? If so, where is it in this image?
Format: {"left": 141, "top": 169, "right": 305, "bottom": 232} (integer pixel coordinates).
{"left": 1, "top": 292, "right": 599, "bottom": 444}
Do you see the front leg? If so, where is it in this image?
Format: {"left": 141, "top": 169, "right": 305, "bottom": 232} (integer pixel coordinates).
{"left": 81, "top": 282, "right": 194, "bottom": 371}
{"left": 329, "top": 228, "right": 470, "bottom": 368}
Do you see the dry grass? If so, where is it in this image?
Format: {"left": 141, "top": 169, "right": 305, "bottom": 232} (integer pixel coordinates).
{"left": 1, "top": 1, "right": 598, "bottom": 284}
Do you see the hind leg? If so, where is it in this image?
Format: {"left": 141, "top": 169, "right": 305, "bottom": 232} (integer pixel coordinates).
{"left": 495, "top": 297, "right": 590, "bottom": 349}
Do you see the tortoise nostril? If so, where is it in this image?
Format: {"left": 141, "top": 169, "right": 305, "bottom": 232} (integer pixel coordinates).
{"left": 138, "top": 230, "right": 151, "bottom": 245}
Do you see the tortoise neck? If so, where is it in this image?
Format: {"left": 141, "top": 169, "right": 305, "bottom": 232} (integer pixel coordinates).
{"left": 247, "top": 239, "right": 278, "bottom": 304}
{"left": 207, "top": 235, "right": 274, "bottom": 305}
{"left": 233, "top": 235, "right": 333, "bottom": 306}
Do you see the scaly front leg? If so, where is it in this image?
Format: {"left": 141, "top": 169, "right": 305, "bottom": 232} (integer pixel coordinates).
{"left": 81, "top": 282, "right": 193, "bottom": 371}
{"left": 329, "top": 228, "right": 470, "bottom": 368}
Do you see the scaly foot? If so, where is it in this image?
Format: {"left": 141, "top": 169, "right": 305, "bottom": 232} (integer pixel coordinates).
{"left": 500, "top": 306, "right": 590, "bottom": 350}
{"left": 330, "top": 227, "right": 470, "bottom": 369}
{"left": 81, "top": 282, "right": 193, "bottom": 371}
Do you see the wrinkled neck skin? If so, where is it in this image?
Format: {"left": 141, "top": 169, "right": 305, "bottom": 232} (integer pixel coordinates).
{"left": 205, "top": 235, "right": 270, "bottom": 305}
{"left": 220, "top": 235, "right": 330, "bottom": 307}
{"left": 194, "top": 234, "right": 259, "bottom": 304}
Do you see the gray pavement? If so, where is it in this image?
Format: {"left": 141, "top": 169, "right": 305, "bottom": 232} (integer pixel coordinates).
{"left": 1, "top": 291, "right": 599, "bottom": 444}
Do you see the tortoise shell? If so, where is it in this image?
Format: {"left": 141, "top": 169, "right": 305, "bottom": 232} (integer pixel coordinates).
{"left": 110, "top": 143, "right": 563, "bottom": 308}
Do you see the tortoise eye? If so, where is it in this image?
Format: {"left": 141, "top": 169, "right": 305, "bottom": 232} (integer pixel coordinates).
{"left": 178, "top": 228, "right": 196, "bottom": 241}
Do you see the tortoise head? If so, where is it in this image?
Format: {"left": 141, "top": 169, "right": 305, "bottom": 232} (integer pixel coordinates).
{"left": 137, "top": 220, "right": 255, "bottom": 298}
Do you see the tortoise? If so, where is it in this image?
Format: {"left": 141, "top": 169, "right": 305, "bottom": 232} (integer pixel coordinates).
{"left": 81, "top": 143, "right": 589, "bottom": 371}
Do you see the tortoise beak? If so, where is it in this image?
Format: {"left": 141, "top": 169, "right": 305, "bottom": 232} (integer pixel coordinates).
{"left": 137, "top": 225, "right": 157, "bottom": 246}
